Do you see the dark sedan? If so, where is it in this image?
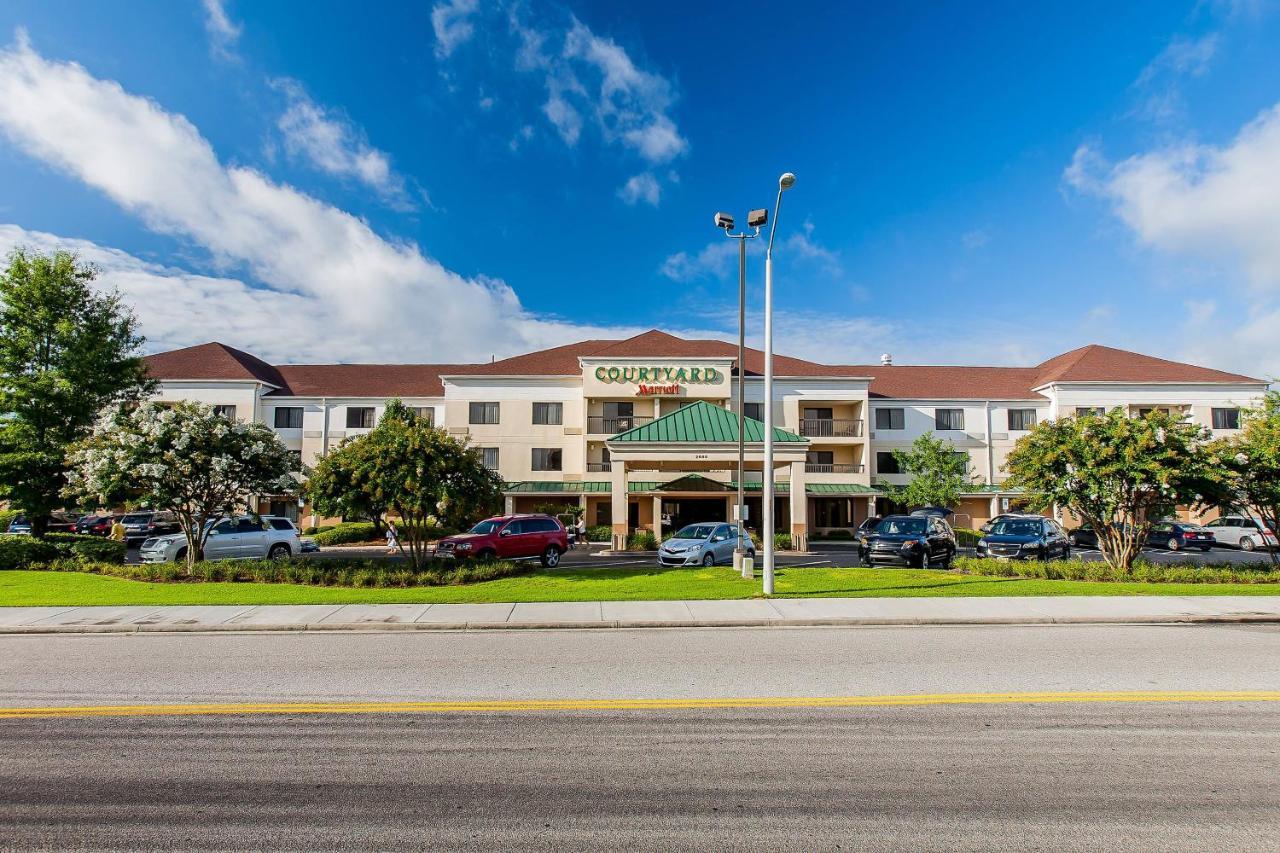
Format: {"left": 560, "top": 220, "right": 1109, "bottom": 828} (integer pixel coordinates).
{"left": 1148, "top": 521, "right": 1215, "bottom": 552}
{"left": 858, "top": 515, "right": 956, "bottom": 569}
{"left": 1066, "top": 522, "right": 1134, "bottom": 549}
{"left": 74, "top": 514, "right": 120, "bottom": 536}
{"left": 976, "top": 516, "right": 1071, "bottom": 561}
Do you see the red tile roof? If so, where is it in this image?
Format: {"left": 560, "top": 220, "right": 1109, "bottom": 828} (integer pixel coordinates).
{"left": 143, "top": 334, "right": 1262, "bottom": 401}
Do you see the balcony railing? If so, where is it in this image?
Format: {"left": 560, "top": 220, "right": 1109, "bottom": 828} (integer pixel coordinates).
{"left": 586, "top": 462, "right": 613, "bottom": 473}
{"left": 805, "top": 463, "right": 866, "bottom": 474}
{"left": 799, "top": 418, "right": 864, "bottom": 438}
{"left": 588, "top": 415, "right": 653, "bottom": 435}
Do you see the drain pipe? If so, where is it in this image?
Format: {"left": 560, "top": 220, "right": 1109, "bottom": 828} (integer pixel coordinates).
{"left": 984, "top": 400, "right": 994, "bottom": 486}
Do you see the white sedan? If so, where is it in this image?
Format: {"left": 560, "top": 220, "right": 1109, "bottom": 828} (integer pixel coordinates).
{"left": 1203, "top": 515, "right": 1278, "bottom": 552}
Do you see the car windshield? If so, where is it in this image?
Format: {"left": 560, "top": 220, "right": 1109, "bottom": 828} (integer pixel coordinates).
{"left": 469, "top": 520, "right": 503, "bottom": 535}
{"left": 876, "top": 518, "right": 926, "bottom": 535}
{"left": 989, "top": 520, "right": 1042, "bottom": 536}
{"left": 673, "top": 524, "right": 716, "bottom": 540}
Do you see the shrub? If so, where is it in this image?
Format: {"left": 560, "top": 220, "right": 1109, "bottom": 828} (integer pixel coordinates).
{"left": 45, "top": 533, "right": 126, "bottom": 564}
{"left": 311, "top": 522, "right": 378, "bottom": 545}
{"left": 774, "top": 533, "right": 793, "bottom": 551}
{"left": 953, "top": 556, "right": 1280, "bottom": 584}
{"left": 627, "top": 531, "right": 658, "bottom": 551}
{"left": 0, "top": 509, "right": 19, "bottom": 532}
{"left": 586, "top": 525, "right": 612, "bottom": 542}
{"left": 0, "top": 536, "right": 63, "bottom": 569}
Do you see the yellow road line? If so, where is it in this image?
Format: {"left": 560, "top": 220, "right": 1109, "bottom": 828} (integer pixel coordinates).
{"left": 1, "top": 691, "right": 1278, "bottom": 719}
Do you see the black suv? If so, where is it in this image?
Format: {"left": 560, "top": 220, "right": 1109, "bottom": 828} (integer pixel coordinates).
{"left": 858, "top": 514, "right": 957, "bottom": 568}
{"left": 120, "top": 510, "right": 180, "bottom": 546}
{"left": 976, "top": 515, "right": 1070, "bottom": 560}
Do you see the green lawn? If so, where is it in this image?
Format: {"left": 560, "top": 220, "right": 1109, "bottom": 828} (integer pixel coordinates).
{"left": 3, "top": 566, "right": 1279, "bottom": 606}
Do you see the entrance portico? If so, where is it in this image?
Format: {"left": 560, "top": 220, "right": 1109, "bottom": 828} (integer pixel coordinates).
{"left": 604, "top": 401, "right": 810, "bottom": 550}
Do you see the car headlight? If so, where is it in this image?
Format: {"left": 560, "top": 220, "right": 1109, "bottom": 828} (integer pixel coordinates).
{"left": 456, "top": 543, "right": 472, "bottom": 551}
{"left": 901, "top": 540, "right": 919, "bottom": 551}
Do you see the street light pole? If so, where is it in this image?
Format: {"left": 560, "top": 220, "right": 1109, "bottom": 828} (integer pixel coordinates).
{"left": 762, "top": 172, "right": 796, "bottom": 596}
{"left": 715, "top": 209, "right": 765, "bottom": 579}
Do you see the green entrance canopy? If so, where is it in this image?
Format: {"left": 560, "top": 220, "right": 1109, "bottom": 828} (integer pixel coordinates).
{"left": 609, "top": 400, "right": 806, "bottom": 444}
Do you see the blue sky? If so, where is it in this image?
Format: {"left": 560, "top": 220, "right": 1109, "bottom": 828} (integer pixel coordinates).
{"left": 1, "top": 1, "right": 1278, "bottom": 376}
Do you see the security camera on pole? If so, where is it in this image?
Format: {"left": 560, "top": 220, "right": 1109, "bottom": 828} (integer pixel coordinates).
{"left": 762, "top": 172, "right": 796, "bottom": 596}
{"left": 714, "top": 207, "right": 768, "bottom": 579}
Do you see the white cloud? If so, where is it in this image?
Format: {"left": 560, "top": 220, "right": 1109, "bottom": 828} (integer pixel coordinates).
{"left": 1130, "top": 33, "right": 1220, "bottom": 122}
{"left": 270, "top": 78, "right": 416, "bottom": 209}
{"left": 961, "top": 228, "right": 990, "bottom": 250}
{"left": 201, "top": 0, "right": 242, "bottom": 61}
{"left": 617, "top": 172, "right": 660, "bottom": 207}
{"left": 0, "top": 35, "right": 645, "bottom": 362}
{"left": 660, "top": 220, "right": 841, "bottom": 281}
{"left": 1066, "top": 104, "right": 1280, "bottom": 290}
{"left": 430, "top": 0, "right": 479, "bottom": 60}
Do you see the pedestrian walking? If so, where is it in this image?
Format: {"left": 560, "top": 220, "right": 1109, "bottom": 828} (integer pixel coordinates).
{"left": 576, "top": 517, "right": 586, "bottom": 548}
{"left": 109, "top": 517, "right": 126, "bottom": 542}
{"left": 385, "top": 520, "right": 399, "bottom": 554}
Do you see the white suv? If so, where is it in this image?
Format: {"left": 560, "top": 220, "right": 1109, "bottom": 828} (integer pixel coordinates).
{"left": 1204, "top": 515, "right": 1278, "bottom": 552}
{"left": 139, "top": 516, "right": 301, "bottom": 563}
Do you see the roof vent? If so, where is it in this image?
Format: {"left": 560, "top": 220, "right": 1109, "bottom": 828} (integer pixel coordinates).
{"left": 880, "top": 353, "right": 893, "bottom": 366}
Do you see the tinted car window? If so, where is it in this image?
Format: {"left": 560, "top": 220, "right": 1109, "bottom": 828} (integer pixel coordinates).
{"left": 469, "top": 520, "right": 503, "bottom": 534}
{"left": 527, "top": 518, "right": 559, "bottom": 533}
{"left": 236, "top": 519, "right": 263, "bottom": 533}
{"left": 267, "top": 518, "right": 295, "bottom": 530}
{"left": 877, "top": 518, "right": 926, "bottom": 535}
{"left": 122, "top": 513, "right": 152, "bottom": 524}
{"left": 212, "top": 520, "right": 237, "bottom": 535}
{"left": 989, "top": 520, "right": 1042, "bottom": 537}
{"left": 504, "top": 520, "right": 526, "bottom": 535}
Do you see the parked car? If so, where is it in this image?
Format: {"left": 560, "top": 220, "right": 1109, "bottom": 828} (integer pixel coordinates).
{"left": 5, "top": 513, "right": 78, "bottom": 535}
{"left": 435, "top": 514, "right": 569, "bottom": 567}
{"left": 75, "top": 514, "right": 120, "bottom": 536}
{"left": 658, "top": 522, "right": 755, "bottom": 567}
{"left": 980, "top": 513, "right": 1029, "bottom": 533}
{"left": 1066, "top": 522, "right": 1136, "bottom": 549}
{"left": 1147, "top": 521, "right": 1215, "bottom": 552}
{"left": 1203, "top": 515, "right": 1279, "bottom": 552}
{"left": 299, "top": 537, "right": 320, "bottom": 554}
{"left": 855, "top": 516, "right": 882, "bottom": 536}
{"left": 119, "top": 511, "right": 181, "bottom": 546}
{"left": 138, "top": 516, "right": 300, "bottom": 563}
{"left": 976, "top": 516, "right": 1071, "bottom": 561}
{"left": 858, "top": 514, "right": 956, "bottom": 568}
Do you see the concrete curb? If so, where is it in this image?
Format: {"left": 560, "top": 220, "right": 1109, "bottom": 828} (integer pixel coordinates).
{"left": 5, "top": 612, "right": 1280, "bottom": 635}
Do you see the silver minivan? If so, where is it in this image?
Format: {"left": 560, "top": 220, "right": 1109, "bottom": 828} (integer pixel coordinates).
{"left": 658, "top": 522, "right": 755, "bottom": 567}
{"left": 138, "top": 516, "right": 300, "bottom": 563}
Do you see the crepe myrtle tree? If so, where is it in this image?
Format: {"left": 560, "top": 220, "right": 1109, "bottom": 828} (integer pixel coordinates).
{"left": 66, "top": 401, "right": 300, "bottom": 572}
{"left": 889, "top": 434, "right": 974, "bottom": 513}
{"left": 1004, "top": 407, "right": 1228, "bottom": 571}
{"left": 305, "top": 400, "right": 504, "bottom": 569}
{"left": 1212, "top": 390, "right": 1280, "bottom": 566}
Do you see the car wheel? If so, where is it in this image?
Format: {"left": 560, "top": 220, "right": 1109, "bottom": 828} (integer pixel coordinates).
{"left": 1167, "top": 538, "right": 1180, "bottom": 551}
{"left": 476, "top": 549, "right": 496, "bottom": 561}
{"left": 939, "top": 548, "right": 953, "bottom": 570}
{"left": 1068, "top": 534, "right": 1079, "bottom": 547}
{"left": 175, "top": 547, "right": 187, "bottom": 563}
{"left": 1062, "top": 546, "right": 1071, "bottom": 560}
{"left": 702, "top": 552, "right": 716, "bottom": 567}
{"left": 540, "top": 546, "right": 561, "bottom": 568}
{"left": 1241, "top": 536, "right": 1256, "bottom": 552}
{"left": 268, "top": 543, "right": 290, "bottom": 560}
{"left": 918, "top": 551, "right": 930, "bottom": 570}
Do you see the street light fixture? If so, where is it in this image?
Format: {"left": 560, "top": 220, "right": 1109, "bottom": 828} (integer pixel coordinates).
{"left": 762, "top": 171, "right": 795, "bottom": 595}
{"left": 716, "top": 207, "right": 764, "bottom": 579}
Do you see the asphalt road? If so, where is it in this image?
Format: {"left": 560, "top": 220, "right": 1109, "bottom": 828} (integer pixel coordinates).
{"left": 3, "top": 625, "right": 1279, "bottom": 850}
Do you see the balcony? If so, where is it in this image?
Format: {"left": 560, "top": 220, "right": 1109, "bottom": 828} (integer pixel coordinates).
{"left": 588, "top": 416, "right": 653, "bottom": 435}
{"left": 586, "top": 462, "right": 613, "bottom": 473}
{"left": 799, "top": 418, "right": 864, "bottom": 438}
{"left": 805, "top": 463, "right": 866, "bottom": 474}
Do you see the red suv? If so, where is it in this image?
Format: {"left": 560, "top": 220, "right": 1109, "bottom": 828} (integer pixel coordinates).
{"left": 435, "top": 514, "right": 569, "bottom": 567}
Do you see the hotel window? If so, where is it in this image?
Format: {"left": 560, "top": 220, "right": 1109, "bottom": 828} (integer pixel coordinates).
{"left": 346, "top": 407, "right": 375, "bottom": 429}
{"left": 1075, "top": 407, "right": 1104, "bottom": 417}
{"left": 274, "top": 407, "right": 303, "bottom": 429}
{"left": 532, "top": 448, "right": 563, "bottom": 472}
{"left": 934, "top": 408, "right": 964, "bottom": 431}
{"left": 1212, "top": 408, "right": 1240, "bottom": 430}
{"left": 876, "top": 451, "right": 901, "bottom": 475}
{"left": 532, "top": 402, "right": 563, "bottom": 425}
{"left": 875, "top": 408, "right": 904, "bottom": 430}
{"left": 479, "top": 447, "right": 499, "bottom": 469}
{"left": 1007, "top": 409, "right": 1037, "bottom": 431}
{"left": 409, "top": 407, "right": 435, "bottom": 426}
{"left": 212, "top": 405, "right": 237, "bottom": 420}
{"left": 469, "top": 402, "right": 500, "bottom": 425}
{"left": 743, "top": 402, "right": 764, "bottom": 421}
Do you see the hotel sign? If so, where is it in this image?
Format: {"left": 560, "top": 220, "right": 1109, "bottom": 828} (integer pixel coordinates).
{"left": 594, "top": 366, "right": 723, "bottom": 385}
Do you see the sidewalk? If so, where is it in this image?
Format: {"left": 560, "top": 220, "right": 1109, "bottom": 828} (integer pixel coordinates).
{"left": 3, "top": 595, "right": 1280, "bottom": 634}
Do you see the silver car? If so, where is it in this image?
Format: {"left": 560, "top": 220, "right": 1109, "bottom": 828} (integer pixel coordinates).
{"left": 138, "top": 515, "right": 300, "bottom": 563}
{"left": 658, "top": 522, "right": 755, "bottom": 567}
{"left": 1203, "top": 515, "right": 1278, "bottom": 551}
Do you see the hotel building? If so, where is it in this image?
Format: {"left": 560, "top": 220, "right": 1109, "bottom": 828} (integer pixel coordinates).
{"left": 144, "top": 330, "right": 1266, "bottom": 549}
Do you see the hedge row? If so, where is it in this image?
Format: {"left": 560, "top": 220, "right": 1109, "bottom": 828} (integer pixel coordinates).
{"left": 954, "top": 556, "right": 1280, "bottom": 584}
{"left": 29, "top": 556, "right": 527, "bottom": 588}
{"left": 0, "top": 533, "right": 126, "bottom": 570}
